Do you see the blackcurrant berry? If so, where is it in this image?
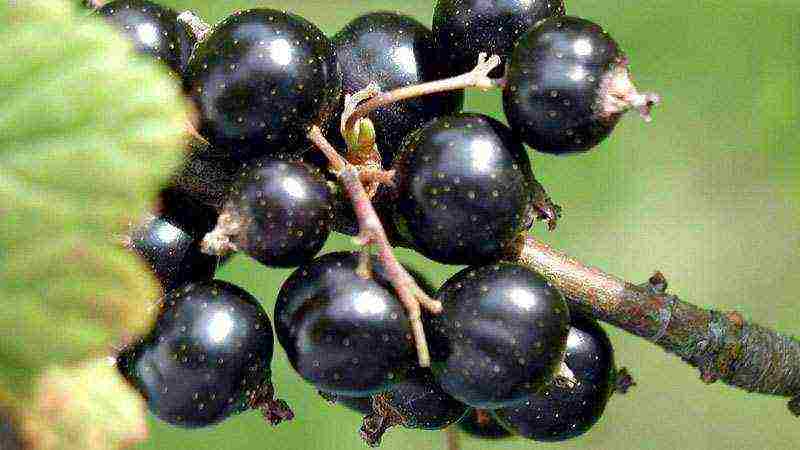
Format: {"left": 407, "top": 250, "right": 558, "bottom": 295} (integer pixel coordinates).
{"left": 432, "top": 0, "right": 565, "bottom": 78}
{"left": 332, "top": 12, "right": 463, "bottom": 166}
{"left": 457, "top": 409, "right": 512, "bottom": 439}
{"left": 493, "top": 312, "right": 617, "bottom": 441}
{"left": 156, "top": 186, "right": 220, "bottom": 237}
{"left": 184, "top": 9, "right": 342, "bottom": 159}
{"left": 166, "top": 138, "right": 243, "bottom": 211}
{"left": 117, "top": 280, "right": 292, "bottom": 427}
{"left": 274, "top": 252, "right": 417, "bottom": 396}
{"left": 392, "top": 113, "right": 535, "bottom": 265}
{"left": 97, "top": 0, "right": 185, "bottom": 74}
{"left": 319, "top": 390, "right": 375, "bottom": 415}
{"left": 126, "top": 213, "right": 219, "bottom": 292}
{"left": 426, "top": 264, "right": 570, "bottom": 408}
{"left": 205, "top": 157, "right": 333, "bottom": 267}
{"left": 360, "top": 367, "right": 469, "bottom": 446}
{"left": 175, "top": 17, "right": 197, "bottom": 73}
{"left": 503, "top": 16, "right": 658, "bottom": 154}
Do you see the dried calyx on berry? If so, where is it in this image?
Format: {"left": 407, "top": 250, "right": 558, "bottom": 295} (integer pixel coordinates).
{"left": 503, "top": 16, "right": 659, "bottom": 154}
{"left": 359, "top": 367, "right": 469, "bottom": 447}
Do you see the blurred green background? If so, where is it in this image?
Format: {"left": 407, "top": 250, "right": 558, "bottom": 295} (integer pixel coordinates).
{"left": 137, "top": 0, "right": 799, "bottom": 449}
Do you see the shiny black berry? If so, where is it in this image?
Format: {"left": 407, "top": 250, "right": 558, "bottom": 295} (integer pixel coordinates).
{"left": 127, "top": 213, "right": 219, "bottom": 292}
{"left": 175, "top": 18, "right": 197, "bottom": 73}
{"left": 504, "top": 16, "right": 655, "bottom": 154}
{"left": 457, "top": 409, "right": 512, "bottom": 439}
{"left": 167, "top": 137, "right": 243, "bottom": 211}
{"left": 184, "top": 9, "right": 342, "bottom": 159}
{"left": 427, "top": 264, "right": 570, "bottom": 408}
{"left": 392, "top": 113, "right": 535, "bottom": 265}
{"left": 117, "top": 280, "right": 292, "bottom": 428}
{"left": 433, "top": 0, "right": 565, "bottom": 78}
{"left": 493, "top": 312, "right": 616, "bottom": 441}
{"left": 319, "top": 391, "right": 375, "bottom": 415}
{"left": 97, "top": 0, "right": 184, "bottom": 74}
{"left": 275, "top": 252, "right": 416, "bottom": 396}
{"left": 156, "top": 185, "right": 220, "bottom": 237}
{"left": 360, "top": 367, "right": 469, "bottom": 446}
{"left": 332, "top": 12, "right": 463, "bottom": 166}
{"left": 209, "top": 157, "right": 333, "bottom": 268}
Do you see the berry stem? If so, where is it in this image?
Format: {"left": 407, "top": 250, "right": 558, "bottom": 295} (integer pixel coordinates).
{"left": 342, "top": 53, "right": 504, "bottom": 138}
{"left": 506, "top": 234, "right": 800, "bottom": 415}
{"left": 178, "top": 10, "right": 212, "bottom": 42}
{"left": 308, "top": 126, "right": 442, "bottom": 367}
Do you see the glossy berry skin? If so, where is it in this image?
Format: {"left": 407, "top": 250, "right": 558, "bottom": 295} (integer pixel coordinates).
{"left": 275, "top": 252, "right": 416, "bottom": 396}
{"left": 433, "top": 0, "right": 565, "bottom": 78}
{"left": 117, "top": 280, "right": 275, "bottom": 428}
{"left": 128, "top": 214, "right": 219, "bottom": 292}
{"left": 221, "top": 157, "right": 333, "bottom": 268}
{"left": 427, "top": 264, "right": 570, "bottom": 409}
{"left": 392, "top": 114, "right": 535, "bottom": 265}
{"left": 184, "top": 9, "right": 342, "bottom": 160}
{"left": 97, "top": 0, "right": 184, "bottom": 74}
{"left": 332, "top": 12, "right": 463, "bottom": 166}
{"left": 457, "top": 409, "right": 512, "bottom": 439}
{"left": 503, "top": 16, "right": 624, "bottom": 154}
{"left": 383, "top": 367, "right": 468, "bottom": 430}
{"left": 493, "top": 312, "right": 616, "bottom": 441}
{"left": 167, "top": 138, "right": 243, "bottom": 211}
{"left": 175, "top": 19, "right": 197, "bottom": 73}
{"left": 320, "top": 391, "right": 374, "bottom": 415}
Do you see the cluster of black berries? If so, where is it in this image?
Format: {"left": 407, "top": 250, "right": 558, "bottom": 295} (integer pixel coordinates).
{"left": 94, "top": 0, "right": 655, "bottom": 445}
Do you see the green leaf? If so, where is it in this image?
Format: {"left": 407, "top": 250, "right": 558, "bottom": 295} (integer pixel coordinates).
{"left": 20, "top": 360, "right": 149, "bottom": 450}
{"left": 0, "top": 0, "right": 189, "bottom": 447}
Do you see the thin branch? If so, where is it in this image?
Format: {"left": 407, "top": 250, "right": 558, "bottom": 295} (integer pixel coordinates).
{"left": 308, "top": 126, "right": 442, "bottom": 367}
{"left": 506, "top": 235, "right": 800, "bottom": 416}
{"left": 343, "top": 53, "right": 503, "bottom": 137}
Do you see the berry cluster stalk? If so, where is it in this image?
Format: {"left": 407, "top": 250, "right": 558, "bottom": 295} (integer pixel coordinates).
{"left": 342, "top": 53, "right": 504, "bottom": 138}
{"left": 506, "top": 235, "right": 800, "bottom": 415}
{"left": 308, "top": 126, "right": 442, "bottom": 367}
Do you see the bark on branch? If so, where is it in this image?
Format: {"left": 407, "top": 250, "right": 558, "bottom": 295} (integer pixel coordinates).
{"left": 505, "top": 235, "right": 800, "bottom": 415}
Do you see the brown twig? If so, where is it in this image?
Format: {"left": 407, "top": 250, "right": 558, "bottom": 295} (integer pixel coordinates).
{"left": 308, "top": 126, "right": 442, "bottom": 367}
{"left": 506, "top": 234, "right": 800, "bottom": 416}
{"left": 342, "top": 53, "right": 503, "bottom": 138}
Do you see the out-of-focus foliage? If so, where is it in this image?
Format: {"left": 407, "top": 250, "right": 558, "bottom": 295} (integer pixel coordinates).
{"left": 0, "top": 0, "right": 189, "bottom": 448}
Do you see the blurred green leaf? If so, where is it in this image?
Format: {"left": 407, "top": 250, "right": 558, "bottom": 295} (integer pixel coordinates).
{"left": 0, "top": 0, "right": 188, "bottom": 447}
{"left": 21, "top": 360, "right": 149, "bottom": 450}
